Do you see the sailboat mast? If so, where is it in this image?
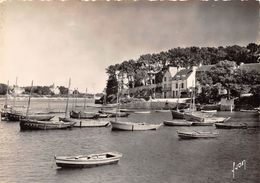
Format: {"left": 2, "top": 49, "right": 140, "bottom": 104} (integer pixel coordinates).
{"left": 5, "top": 80, "right": 9, "bottom": 107}
{"left": 83, "top": 88, "right": 87, "bottom": 110}
{"left": 65, "top": 78, "right": 71, "bottom": 118}
{"left": 13, "top": 77, "right": 18, "bottom": 107}
{"left": 26, "top": 80, "right": 34, "bottom": 119}
{"left": 176, "top": 68, "right": 180, "bottom": 111}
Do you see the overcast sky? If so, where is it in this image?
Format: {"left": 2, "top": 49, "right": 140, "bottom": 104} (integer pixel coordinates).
{"left": 0, "top": 1, "right": 259, "bottom": 93}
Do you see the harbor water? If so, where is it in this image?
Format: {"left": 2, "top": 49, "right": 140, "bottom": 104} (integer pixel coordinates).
{"left": 0, "top": 98, "right": 259, "bottom": 183}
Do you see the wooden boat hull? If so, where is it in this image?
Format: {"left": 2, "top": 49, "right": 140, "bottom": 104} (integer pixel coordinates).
{"left": 184, "top": 112, "right": 221, "bottom": 122}
{"left": 99, "top": 110, "right": 130, "bottom": 118}
{"left": 110, "top": 121, "right": 161, "bottom": 131}
{"left": 215, "top": 123, "right": 248, "bottom": 129}
{"left": 59, "top": 117, "right": 110, "bottom": 127}
{"left": 177, "top": 131, "right": 219, "bottom": 139}
{"left": 163, "top": 120, "right": 193, "bottom": 126}
{"left": 55, "top": 152, "right": 122, "bottom": 168}
{"left": 134, "top": 111, "right": 151, "bottom": 114}
{"left": 201, "top": 110, "right": 217, "bottom": 113}
{"left": 70, "top": 110, "right": 99, "bottom": 119}
{"left": 20, "top": 119, "right": 75, "bottom": 130}
{"left": 6, "top": 112, "right": 54, "bottom": 121}
{"left": 155, "top": 110, "right": 170, "bottom": 113}
{"left": 171, "top": 110, "right": 185, "bottom": 119}
{"left": 240, "top": 109, "right": 258, "bottom": 113}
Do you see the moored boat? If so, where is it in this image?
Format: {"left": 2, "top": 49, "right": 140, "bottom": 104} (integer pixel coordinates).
{"left": 240, "top": 109, "right": 258, "bottom": 113}
{"left": 110, "top": 121, "right": 161, "bottom": 131}
{"left": 55, "top": 151, "right": 122, "bottom": 168}
{"left": 155, "top": 109, "right": 170, "bottom": 113}
{"left": 163, "top": 120, "right": 193, "bottom": 126}
{"left": 134, "top": 111, "right": 151, "bottom": 114}
{"left": 20, "top": 119, "right": 75, "bottom": 130}
{"left": 6, "top": 112, "right": 54, "bottom": 121}
{"left": 59, "top": 117, "right": 110, "bottom": 128}
{"left": 215, "top": 123, "right": 248, "bottom": 129}
{"left": 99, "top": 110, "right": 130, "bottom": 117}
{"left": 183, "top": 112, "right": 214, "bottom": 122}
{"left": 171, "top": 110, "right": 185, "bottom": 119}
{"left": 70, "top": 110, "right": 100, "bottom": 119}
{"left": 201, "top": 110, "right": 217, "bottom": 113}
{"left": 177, "top": 130, "right": 219, "bottom": 139}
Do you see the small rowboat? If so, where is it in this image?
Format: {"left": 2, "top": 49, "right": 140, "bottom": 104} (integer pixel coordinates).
{"left": 134, "top": 111, "right": 151, "bottom": 114}
{"left": 177, "top": 130, "right": 219, "bottom": 139}
{"left": 59, "top": 117, "right": 110, "bottom": 128}
{"left": 99, "top": 110, "right": 130, "bottom": 117}
{"left": 20, "top": 119, "right": 75, "bottom": 131}
{"left": 215, "top": 123, "right": 248, "bottom": 129}
{"left": 163, "top": 120, "right": 193, "bottom": 126}
{"left": 240, "top": 109, "right": 258, "bottom": 113}
{"left": 155, "top": 109, "right": 170, "bottom": 113}
{"left": 110, "top": 121, "right": 161, "bottom": 131}
{"left": 70, "top": 110, "right": 99, "bottom": 119}
{"left": 201, "top": 110, "right": 217, "bottom": 113}
{"left": 119, "top": 109, "right": 135, "bottom": 113}
{"left": 55, "top": 152, "right": 122, "bottom": 168}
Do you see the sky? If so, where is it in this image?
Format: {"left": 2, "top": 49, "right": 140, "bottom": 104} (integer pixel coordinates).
{"left": 0, "top": 0, "right": 259, "bottom": 93}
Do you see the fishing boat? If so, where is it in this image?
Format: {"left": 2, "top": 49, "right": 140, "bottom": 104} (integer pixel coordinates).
{"left": 177, "top": 130, "right": 219, "bottom": 139}
{"left": 99, "top": 110, "right": 130, "bottom": 117}
{"left": 201, "top": 110, "right": 217, "bottom": 113}
{"left": 59, "top": 117, "right": 110, "bottom": 128}
{"left": 20, "top": 119, "right": 75, "bottom": 130}
{"left": 163, "top": 120, "right": 193, "bottom": 126}
{"left": 134, "top": 111, "right": 151, "bottom": 114}
{"left": 240, "top": 109, "right": 258, "bottom": 113}
{"left": 54, "top": 151, "right": 122, "bottom": 168}
{"left": 184, "top": 112, "right": 218, "bottom": 122}
{"left": 70, "top": 110, "right": 100, "bottom": 119}
{"left": 155, "top": 109, "right": 170, "bottom": 113}
{"left": 171, "top": 110, "right": 185, "bottom": 119}
{"left": 6, "top": 112, "right": 54, "bottom": 121}
{"left": 119, "top": 109, "right": 135, "bottom": 113}
{"left": 110, "top": 121, "right": 161, "bottom": 131}
{"left": 215, "top": 123, "right": 248, "bottom": 129}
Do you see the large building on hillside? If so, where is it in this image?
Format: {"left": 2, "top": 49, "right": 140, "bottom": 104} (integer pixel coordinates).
{"left": 161, "top": 67, "right": 179, "bottom": 98}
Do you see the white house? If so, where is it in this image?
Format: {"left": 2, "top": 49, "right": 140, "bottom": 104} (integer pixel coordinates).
{"left": 161, "top": 67, "right": 179, "bottom": 98}
{"left": 171, "top": 66, "right": 197, "bottom": 98}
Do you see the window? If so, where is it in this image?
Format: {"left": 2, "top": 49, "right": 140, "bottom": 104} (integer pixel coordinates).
{"left": 176, "top": 83, "right": 178, "bottom": 89}
{"left": 164, "top": 77, "right": 166, "bottom": 82}
{"left": 164, "top": 84, "right": 167, "bottom": 89}
{"left": 181, "top": 83, "right": 184, "bottom": 88}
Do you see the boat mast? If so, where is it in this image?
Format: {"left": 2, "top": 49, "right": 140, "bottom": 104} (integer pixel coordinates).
{"left": 83, "top": 88, "right": 87, "bottom": 110}
{"left": 5, "top": 80, "right": 9, "bottom": 107}
{"left": 192, "top": 80, "right": 195, "bottom": 111}
{"left": 65, "top": 78, "right": 71, "bottom": 118}
{"left": 115, "top": 71, "right": 120, "bottom": 122}
{"left": 176, "top": 68, "right": 180, "bottom": 111}
{"left": 26, "top": 80, "right": 34, "bottom": 119}
{"left": 13, "top": 77, "right": 18, "bottom": 107}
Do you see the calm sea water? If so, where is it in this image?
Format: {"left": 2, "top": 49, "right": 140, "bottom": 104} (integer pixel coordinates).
{"left": 0, "top": 98, "right": 259, "bottom": 183}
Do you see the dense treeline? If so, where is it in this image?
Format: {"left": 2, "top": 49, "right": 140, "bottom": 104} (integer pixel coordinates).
{"left": 196, "top": 60, "right": 260, "bottom": 106}
{"left": 105, "top": 43, "right": 260, "bottom": 102}
{"left": 0, "top": 85, "right": 82, "bottom": 96}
